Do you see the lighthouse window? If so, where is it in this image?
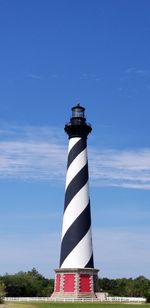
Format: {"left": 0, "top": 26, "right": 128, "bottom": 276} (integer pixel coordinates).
{"left": 72, "top": 110, "right": 84, "bottom": 118}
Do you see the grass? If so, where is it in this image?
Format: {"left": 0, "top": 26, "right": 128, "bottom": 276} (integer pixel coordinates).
{"left": 3, "top": 303, "right": 149, "bottom": 308}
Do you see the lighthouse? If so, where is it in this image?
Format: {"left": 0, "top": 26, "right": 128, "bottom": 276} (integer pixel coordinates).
{"left": 52, "top": 104, "right": 99, "bottom": 299}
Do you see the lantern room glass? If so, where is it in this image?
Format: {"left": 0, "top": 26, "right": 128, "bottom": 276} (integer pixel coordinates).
{"left": 72, "top": 106, "right": 85, "bottom": 118}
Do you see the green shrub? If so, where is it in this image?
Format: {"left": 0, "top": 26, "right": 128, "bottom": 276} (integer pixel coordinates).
{"left": 0, "top": 281, "right": 6, "bottom": 304}
{"left": 145, "top": 290, "right": 150, "bottom": 303}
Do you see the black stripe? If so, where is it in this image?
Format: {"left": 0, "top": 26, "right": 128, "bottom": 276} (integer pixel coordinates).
{"left": 85, "top": 253, "right": 94, "bottom": 268}
{"left": 67, "top": 139, "right": 86, "bottom": 169}
{"left": 60, "top": 202, "right": 91, "bottom": 267}
{"left": 64, "top": 163, "right": 88, "bottom": 212}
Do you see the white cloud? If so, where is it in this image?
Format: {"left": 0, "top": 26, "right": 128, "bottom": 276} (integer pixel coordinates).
{"left": 27, "top": 74, "right": 43, "bottom": 80}
{"left": 0, "top": 124, "right": 150, "bottom": 189}
{"left": 0, "top": 123, "right": 65, "bottom": 143}
{"left": 80, "top": 73, "right": 101, "bottom": 81}
{"left": 125, "top": 67, "right": 148, "bottom": 76}
{"left": 89, "top": 148, "right": 150, "bottom": 189}
{"left": 0, "top": 141, "right": 66, "bottom": 181}
{"left": 0, "top": 124, "right": 67, "bottom": 181}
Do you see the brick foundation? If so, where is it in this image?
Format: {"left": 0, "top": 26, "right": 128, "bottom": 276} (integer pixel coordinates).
{"left": 51, "top": 268, "right": 99, "bottom": 299}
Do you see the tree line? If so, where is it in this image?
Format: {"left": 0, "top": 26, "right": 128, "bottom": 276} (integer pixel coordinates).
{"left": 0, "top": 268, "right": 54, "bottom": 302}
{"left": 0, "top": 268, "right": 150, "bottom": 302}
{"left": 99, "top": 276, "right": 150, "bottom": 299}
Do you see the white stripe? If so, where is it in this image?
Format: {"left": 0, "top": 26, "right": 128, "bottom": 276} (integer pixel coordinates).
{"left": 68, "top": 137, "right": 81, "bottom": 153}
{"left": 61, "top": 183, "right": 89, "bottom": 239}
{"left": 65, "top": 148, "right": 87, "bottom": 189}
{"left": 60, "top": 228, "right": 93, "bottom": 268}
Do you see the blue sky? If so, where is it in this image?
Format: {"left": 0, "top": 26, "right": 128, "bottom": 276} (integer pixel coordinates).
{"left": 0, "top": 0, "right": 150, "bottom": 278}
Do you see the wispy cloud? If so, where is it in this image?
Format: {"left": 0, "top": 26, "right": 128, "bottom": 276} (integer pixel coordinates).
{"left": 125, "top": 67, "right": 149, "bottom": 76}
{"left": 0, "top": 124, "right": 66, "bottom": 181}
{"left": 89, "top": 148, "right": 150, "bottom": 189}
{"left": 27, "top": 74, "right": 43, "bottom": 80}
{"left": 0, "top": 123, "right": 65, "bottom": 142}
{"left": 0, "top": 124, "right": 150, "bottom": 189}
{"left": 0, "top": 141, "right": 66, "bottom": 181}
{"left": 80, "top": 73, "right": 101, "bottom": 82}
{"left": 27, "top": 73, "right": 60, "bottom": 81}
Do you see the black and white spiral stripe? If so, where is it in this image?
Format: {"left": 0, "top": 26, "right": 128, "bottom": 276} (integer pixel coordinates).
{"left": 60, "top": 137, "right": 94, "bottom": 269}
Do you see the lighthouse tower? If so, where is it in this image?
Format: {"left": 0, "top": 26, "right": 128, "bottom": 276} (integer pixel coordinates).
{"left": 52, "top": 104, "right": 99, "bottom": 299}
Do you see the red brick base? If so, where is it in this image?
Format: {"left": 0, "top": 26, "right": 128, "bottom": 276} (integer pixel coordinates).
{"left": 51, "top": 268, "right": 99, "bottom": 299}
